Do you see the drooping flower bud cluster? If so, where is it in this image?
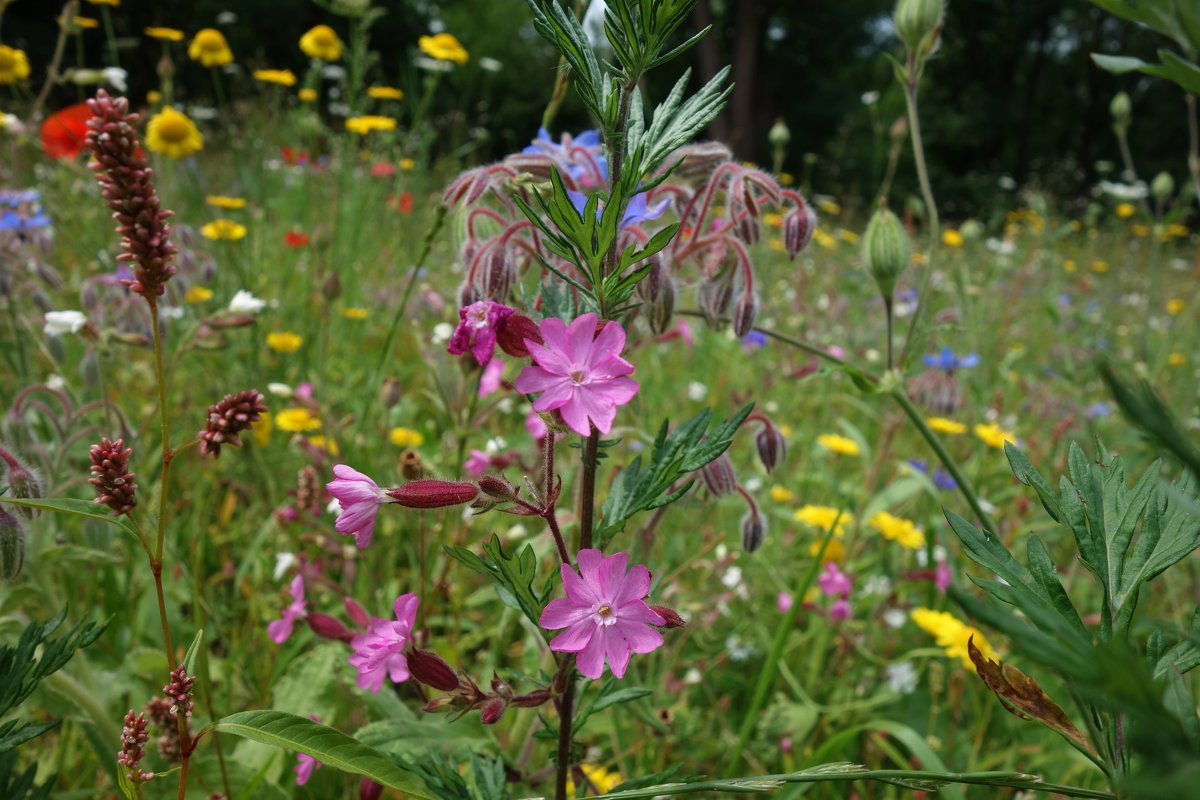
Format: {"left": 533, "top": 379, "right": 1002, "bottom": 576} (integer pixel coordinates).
{"left": 410, "top": 648, "right": 552, "bottom": 726}
{"left": 88, "top": 437, "right": 137, "bottom": 516}
{"left": 198, "top": 389, "right": 268, "bottom": 458}
{"left": 117, "top": 710, "right": 154, "bottom": 785}
{"left": 85, "top": 90, "right": 178, "bottom": 300}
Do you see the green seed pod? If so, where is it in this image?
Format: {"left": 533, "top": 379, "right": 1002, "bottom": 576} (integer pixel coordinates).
{"left": 768, "top": 118, "right": 791, "bottom": 148}
{"left": 893, "top": 0, "right": 943, "bottom": 56}
{"left": 0, "top": 509, "right": 25, "bottom": 580}
{"left": 862, "top": 206, "right": 911, "bottom": 301}
{"left": 1110, "top": 92, "right": 1131, "bottom": 126}
{"left": 1152, "top": 171, "right": 1175, "bottom": 203}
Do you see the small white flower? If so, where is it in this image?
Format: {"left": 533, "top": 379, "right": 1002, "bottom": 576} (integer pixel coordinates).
{"left": 102, "top": 67, "right": 128, "bottom": 92}
{"left": 684, "top": 667, "right": 702, "bottom": 685}
{"left": 228, "top": 290, "right": 267, "bottom": 314}
{"left": 885, "top": 661, "right": 919, "bottom": 694}
{"left": 273, "top": 552, "right": 297, "bottom": 580}
{"left": 861, "top": 575, "right": 892, "bottom": 596}
{"left": 882, "top": 608, "right": 907, "bottom": 629}
{"left": 160, "top": 305, "right": 184, "bottom": 320}
{"left": 484, "top": 437, "right": 507, "bottom": 455}
{"left": 1098, "top": 180, "right": 1149, "bottom": 200}
{"left": 497, "top": 397, "right": 514, "bottom": 414}
{"left": 326, "top": 498, "right": 342, "bottom": 516}
{"left": 321, "top": 64, "right": 346, "bottom": 80}
{"left": 432, "top": 322, "right": 454, "bottom": 344}
{"left": 43, "top": 310, "right": 87, "bottom": 337}
{"left": 478, "top": 57, "right": 503, "bottom": 73}
{"left": 326, "top": 102, "right": 351, "bottom": 117}
{"left": 686, "top": 381, "right": 708, "bottom": 401}
{"left": 46, "top": 374, "right": 66, "bottom": 391}
{"left": 861, "top": 90, "right": 880, "bottom": 106}
{"left": 725, "top": 635, "right": 754, "bottom": 661}
{"left": 743, "top": 477, "right": 762, "bottom": 493}
{"left": 267, "top": 382, "right": 293, "bottom": 397}
{"left": 0, "top": 112, "right": 25, "bottom": 134}
{"left": 188, "top": 105, "right": 219, "bottom": 121}
{"left": 414, "top": 56, "right": 454, "bottom": 73}
{"left": 216, "top": 11, "right": 238, "bottom": 24}
{"left": 721, "top": 565, "right": 742, "bottom": 589}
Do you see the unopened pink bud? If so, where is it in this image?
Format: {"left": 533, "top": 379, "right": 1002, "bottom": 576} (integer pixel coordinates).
{"left": 699, "top": 453, "right": 737, "bottom": 498}
{"left": 649, "top": 605, "right": 686, "bottom": 629}
{"left": 784, "top": 203, "right": 817, "bottom": 259}
{"left": 359, "top": 778, "right": 383, "bottom": 800}
{"left": 408, "top": 650, "right": 460, "bottom": 692}
{"left": 496, "top": 312, "right": 542, "bottom": 358}
{"left": 307, "top": 613, "right": 353, "bottom": 642}
{"left": 344, "top": 597, "right": 370, "bottom": 627}
{"left": 384, "top": 480, "right": 479, "bottom": 509}
{"left": 731, "top": 291, "right": 760, "bottom": 338}
{"left": 480, "top": 696, "right": 507, "bottom": 725}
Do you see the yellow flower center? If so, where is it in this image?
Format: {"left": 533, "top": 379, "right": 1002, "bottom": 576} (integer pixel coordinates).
{"left": 311, "top": 28, "right": 335, "bottom": 46}
{"left": 0, "top": 50, "right": 14, "bottom": 70}
{"left": 570, "top": 369, "right": 586, "bottom": 384}
{"left": 156, "top": 114, "right": 191, "bottom": 142}
{"left": 597, "top": 604, "right": 612, "bottom": 618}
{"left": 195, "top": 30, "right": 225, "bottom": 52}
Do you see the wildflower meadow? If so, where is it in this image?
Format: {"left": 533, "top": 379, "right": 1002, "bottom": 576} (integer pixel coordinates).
{"left": 2, "top": 0, "right": 1200, "bottom": 798}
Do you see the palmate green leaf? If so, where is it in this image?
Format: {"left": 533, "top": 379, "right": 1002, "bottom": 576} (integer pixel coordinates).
{"left": 212, "top": 711, "right": 431, "bottom": 797}
{"left": 445, "top": 534, "right": 548, "bottom": 628}
{"left": 1005, "top": 444, "right": 1064, "bottom": 522}
{"left": 0, "top": 496, "right": 141, "bottom": 544}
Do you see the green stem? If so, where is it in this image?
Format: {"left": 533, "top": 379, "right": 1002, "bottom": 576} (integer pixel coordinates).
{"left": 100, "top": 6, "right": 119, "bottom": 68}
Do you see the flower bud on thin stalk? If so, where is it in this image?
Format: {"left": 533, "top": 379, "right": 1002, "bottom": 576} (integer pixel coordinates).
{"left": 699, "top": 452, "right": 737, "bottom": 498}
{"left": 754, "top": 418, "right": 787, "bottom": 473}
{"left": 893, "top": 0, "right": 943, "bottom": 59}
{"left": 0, "top": 446, "right": 43, "bottom": 520}
{"left": 637, "top": 255, "right": 676, "bottom": 335}
{"left": 737, "top": 486, "right": 766, "bottom": 552}
{"left": 385, "top": 480, "right": 479, "bottom": 509}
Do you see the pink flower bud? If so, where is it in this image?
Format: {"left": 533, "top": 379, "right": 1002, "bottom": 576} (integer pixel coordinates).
{"left": 649, "top": 605, "right": 686, "bottom": 629}
{"left": 511, "top": 688, "right": 553, "bottom": 708}
{"left": 731, "top": 291, "right": 760, "bottom": 338}
{"left": 495, "top": 312, "right": 542, "bottom": 358}
{"left": 408, "top": 650, "right": 461, "bottom": 692}
{"left": 384, "top": 480, "right": 479, "bottom": 509}
{"left": 699, "top": 453, "right": 737, "bottom": 498}
{"left": 755, "top": 422, "right": 787, "bottom": 473}
{"left": 344, "top": 597, "right": 370, "bottom": 627}
{"left": 479, "top": 696, "right": 507, "bottom": 725}
{"left": 307, "top": 613, "right": 353, "bottom": 642}
{"left": 359, "top": 778, "right": 383, "bottom": 800}
{"left": 784, "top": 203, "right": 817, "bottom": 259}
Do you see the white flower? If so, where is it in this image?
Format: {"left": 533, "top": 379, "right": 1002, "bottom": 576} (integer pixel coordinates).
{"left": 985, "top": 237, "right": 1016, "bottom": 255}
{"left": 46, "top": 374, "right": 66, "bottom": 391}
{"left": 998, "top": 175, "right": 1017, "bottom": 190}
{"left": 321, "top": 65, "right": 347, "bottom": 80}
{"left": 216, "top": 11, "right": 238, "bottom": 24}
{"left": 743, "top": 477, "right": 762, "bottom": 493}
{"left": 684, "top": 668, "right": 702, "bottom": 685}
{"left": 882, "top": 608, "right": 907, "bottom": 629}
{"left": 273, "top": 552, "right": 297, "bottom": 580}
{"left": 103, "top": 67, "right": 129, "bottom": 92}
{"left": 43, "top": 310, "right": 87, "bottom": 337}
{"left": 861, "top": 575, "right": 892, "bottom": 596}
{"left": 432, "top": 322, "right": 454, "bottom": 344}
{"left": 686, "top": 381, "right": 708, "bottom": 401}
{"left": 188, "top": 106, "right": 219, "bottom": 121}
{"left": 1098, "top": 180, "right": 1148, "bottom": 200}
{"left": 326, "top": 498, "right": 343, "bottom": 516}
{"left": 267, "top": 382, "right": 293, "bottom": 397}
{"left": 721, "top": 565, "right": 742, "bottom": 589}
{"left": 160, "top": 305, "right": 184, "bottom": 320}
{"left": 725, "top": 635, "right": 754, "bottom": 661}
{"left": 0, "top": 112, "right": 25, "bottom": 135}
{"left": 478, "top": 57, "right": 503, "bottom": 73}
{"left": 228, "top": 290, "right": 266, "bottom": 314}
{"left": 497, "top": 397, "right": 514, "bottom": 414}
{"left": 885, "top": 661, "right": 919, "bottom": 694}
{"left": 861, "top": 90, "right": 880, "bottom": 106}
{"left": 484, "top": 437, "right": 507, "bottom": 454}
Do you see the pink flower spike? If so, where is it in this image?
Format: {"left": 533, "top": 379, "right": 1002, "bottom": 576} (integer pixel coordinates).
{"left": 539, "top": 549, "right": 665, "bottom": 680}
{"left": 267, "top": 574, "right": 307, "bottom": 644}
{"left": 348, "top": 593, "right": 419, "bottom": 693}
{"left": 513, "top": 313, "right": 639, "bottom": 436}
{"left": 817, "top": 562, "right": 852, "bottom": 599}
{"left": 327, "top": 464, "right": 392, "bottom": 549}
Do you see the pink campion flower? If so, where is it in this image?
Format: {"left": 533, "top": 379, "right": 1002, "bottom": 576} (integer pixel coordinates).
{"left": 829, "top": 599, "right": 852, "bottom": 621}
{"left": 776, "top": 591, "right": 794, "bottom": 614}
{"left": 817, "top": 562, "right": 852, "bottom": 599}
{"left": 513, "top": 313, "right": 638, "bottom": 436}
{"left": 478, "top": 356, "right": 504, "bottom": 397}
{"left": 935, "top": 558, "right": 952, "bottom": 593}
{"left": 348, "top": 593, "right": 418, "bottom": 693}
{"left": 267, "top": 575, "right": 307, "bottom": 644}
{"left": 448, "top": 300, "right": 515, "bottom": 366}
{"left": 539, "top": 549, "right": 665, "bottom": 680}
{"left": 525, "top": 411, "right": 548, "bottom": 440}
{"left": 294, "top": 715, "right": 323, "bottom": 785}
{"left": 327, "top": 464, "right": 392, "bottom": 549}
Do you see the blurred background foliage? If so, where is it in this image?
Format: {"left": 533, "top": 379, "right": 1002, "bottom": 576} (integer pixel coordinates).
{"left": 4, "top": 0, "right": 1194, "bottom": 216}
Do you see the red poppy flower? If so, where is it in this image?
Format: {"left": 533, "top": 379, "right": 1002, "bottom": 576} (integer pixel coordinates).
{"left": 387, "top": 190, "right": 414, "bottom": 215}
{"left": 281, "top": 147, "right": 310, "bottom": 166}
{"left": 371, "top": 162, "right": 396, "bottom": 178}
{"left": 41, "top": 103, "right": 93, "bottom": 160}
{"left": 284, "top": 231, "right": 309, "bottom": 248}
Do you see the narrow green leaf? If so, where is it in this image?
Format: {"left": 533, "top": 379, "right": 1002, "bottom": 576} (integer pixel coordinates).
{"left": 0, "top": 496, "right": 141, "bottom": 544}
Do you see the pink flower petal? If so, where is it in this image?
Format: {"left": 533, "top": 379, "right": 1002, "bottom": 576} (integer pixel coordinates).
{"left": 597, "top": 551, "right": 628, "bottom": 599}
{"left": 549, "top": 620, "right": 595, "bottom": 653}
{"left": 566, "top": 312, "right": 598, "bottom": 364}
{"left": 540, "top": 597, "right": 591, "bottom": 630}
{"left": 604, "top": 627, "right": 633, "bottom": 678}
{"left": 557, "top": 395, "right": 592, "bottom": 435}
{"left": 575, "top": 630, "right": 607, "bottom": 679}
{"left": 623, "top": 622, "right": 664, "bottom": 654}
{"left": 614, "top": 564, "right": 650, "bottom": 605}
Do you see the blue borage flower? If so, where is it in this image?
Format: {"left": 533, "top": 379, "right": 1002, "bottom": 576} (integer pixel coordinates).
{"left": 923, "top": 346, "right": 979, "bottom": 371}
{"left": 523, "top": 127, "right": 608, "bottom": 188}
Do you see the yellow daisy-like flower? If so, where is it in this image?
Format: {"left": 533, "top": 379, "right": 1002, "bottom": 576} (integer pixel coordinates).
{"left": 1165, "top": 223, "right": 1190, "bottom": 239}
{"left": 868, "top": 511, "right": 926, "bottom": 550}
{"left": 1089, "top": 260, "right": 1109, "bottom": 274}
{"left": 418, "top": 33, "right": 469, "bottom": 65}
{"left": 298, "top": 88, "right": 317, "bottom": 102}
{"left": 306, "top": 435, "right": 339, "bottom": 455}
{"left": 206, "top": 195, "right": 246, "bottom": 210}
{"left": 911, "top": 608, "right": 998, "bottom": 670}
{"left": 793, "top": 505, "right": 854, "bottom": 537}
{"left": 926, "top": 417, "right": 966, "bottom": 435}
{"left": 814, "top": 228, "right": 837, "bottom": 249}
{"left": 200, "top": 219, "right": 247, "bottom": 241}
{"left": 1167, "top": 352, "right": 1186, "bottom": 367}
{"left": 341, "top": 307, "right": 369, "bottom": 320}
{"left": 0, "top": 45, "right": 31, "bottom": 84}
{"left": 762, "top": 212, "right": 784, "bottom": 228}
{"left": 275, "top": 407, "right": 320, "bottom": 432}
{"left": 1115, "top": 202, "right": 1136, "bottom": 218}
{"left": 1131, "top": 224, "right": 1150, "bottom": 237}
{"left": 189, "top": 28, "right": 233, "bottom": 67}
{"left": 266, "top": 331, "right": 303, "bottom": 353}
{"left": 837, "top": 228, "right": 860, "bottom": 245}
{"left": 768, "top": 485, "right": 794, "bottom": 503}
{"left": 1062, "top": 259, "right": 1077, "bottom": 273}
{"left": 251, "top": 412, "right": 272, "bottom": 446}
{"left": 300, "top": 25, "right": 342, "bottom": 61}
{"left": 389, "top": 427, "right": 425, "bottom": 447}
{"left": 254, "top": 69, "right": 297, "bottom": 87}
{"left": 768, "top": 238, "right": 785, "bottom": 252}
{"left": 146, "top": 90, "right": 162, "bottom": 104}
{"left": 185, "top": 286, "right": 214, "bottom": 303}
{"left": 345, "top": 115, "right": 397, "bottom": 135}
{"left": 941, "top": 229, "right": 964, "bottom": 248}
{"left": 567, "top": 764, "right": 622, "bottom": 799}
{"left": 817, "top": 433, "right": 860, "bottom": 457}
{"left": 145, "top": 106, "right": 204, "bottom": 158}
{"left": 71, "top": 16, "right": 100, "bottom": 29}
{"left": 1166, "top": 298, "right": 1184, "bottom": 315}
{"left": 145, "top": 27, "right": 185, "bottom": 42}
{"left": 974, "top": 422, "right": 1016, "bottom": 449}
{"left": 399, "top": 157, "right": 416, "bottom": 171}
{"left": 816, "top": 198, "right": 841, "bottom": 215}
{"left": 368, "top": 86, "right": 405, "bottom": 101}
{"left": 87, "top": 0, "right": 120, "bottom": 6}
{"left": 808, "top": 537, "right": 846, "bottom": 564}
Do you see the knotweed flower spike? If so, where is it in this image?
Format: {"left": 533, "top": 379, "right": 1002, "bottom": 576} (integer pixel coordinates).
{"left": 348, "top": 593, "right": 418, "bottom": 693}
{"left": 198, "top": 389, "right": 268, "bottom": 458}
{"left": 539, "top": 550, "right": 666, "bottom": 680}
{"left": 88, "top": 437, "right": 136, "bottom": 515}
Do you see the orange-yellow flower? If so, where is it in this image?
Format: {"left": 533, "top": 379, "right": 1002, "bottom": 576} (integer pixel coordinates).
{"left": 254, "top": 69, "right": 297, "bottom": 87}
{"left": 145, "top": 107, "right": 203, "bottom": 158}
{"left": 368, "top": 86, "right": 404, "bottom": 101}
{"left": 188, "top": 28, "right": 233, "bottom": 67}
{"left": 0, "top": 45, "right": 31, "bottom": 84}
{"left": 345, "top": 115, "right": 396, "bottom": 135}
{"left": 418, "top": 33, "right": 468, "bottom": 65}
{"left": 200, "top": 219, "right": 247, "bottom": 241}
{"left": 300, "top": 25, "right": 342, "bottom": 61}
{"left": 267, "top": 332, "right": 303, "bottom": 354}
{"left": 145, "top": 27, "right": 184, "bottom": 42}
{"left": 911, "top": 608, "right": 998, "bottom": 669}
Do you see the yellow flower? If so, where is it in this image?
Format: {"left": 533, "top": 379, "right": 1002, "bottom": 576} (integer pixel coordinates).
{"left": 816, "top": 198, "right": 841, "bottom": 215}
{"left": 206, "top": 195, "right": 246, "bottom": 210}
{"left": 868, "top": 511, "right": 926, "bottom": 550}
{"left": 779, "top": 172, "right": 795, "bottom": 186}
{"left": 146, "top": 90, "right": 162, "bottom": 104}
{"left": 341, "top": 307, "right": 368, "bottom": 320}
{"left": 926, "top": 417, "right": 966, "bottom": 435}
{"left": 389, "top": 427, "right": 425, "bottom": 447}
{"left": 912, "top": 251, "right": 927, "bottom": 265}
{"left": 941, "top": 229, "right": 964, "bottom": 248}
{"left": 200, "top": 219, "right": 247, "bottom": 241}
{"left": 769, "top": 485, "right": 794, "bottom": 503}
{"left": 345, "top": 115, "right": 397, "bottom": 135}
{"left": 1131, "top": 224, "right": 1150, "bottom": 237}
{"left": 567, "top": 765, "right": 622, "bottom": 799}
{"left": 974, "top": 422, "right": 1016, "bottom": 449}
{"left": 1062, "top": 259, "right": 1077, "bottom": 273}
{"left": 145, "top": 107, "right": 204, "bottom": 158}
{"left": 300, "top": 25, "right": 343, "bottom": 61}
{"left": 399, "top": 157, "right": 415, "bottom": 171}
{"left": 1166, "top": 299, "right": 1184, "bottom": 315}
{"left": 298, "top": 88, "right": 317, "bottom": 102}
{"left": 817, "top": 433, "right": 860, "bottom": 457}
{"left": 0, "top": 45, "right": 31, "bottom": 84}
{"left": 188, "top": 28, "right": 233, "bottom": 67}
{"left": 762, "top": 212, "right": 783, "bottom": 228}
{"left": 793, "top": 505, "right": 854, "bottom": 537}
{"left": 1089, "top": 260, "right": 1109, "bottom": 274}
{"left": 418, "top": 33, "right": 469, "bottom": 65}
{"left": 1165, "top": 223, "right": 1190, "bottom": 238}
{"left": 145, "top": 27, "right": 185, "bottom": 42}
{"left": 911, "top": 608, "right": 998, "bottom": 669}
{"left": 254, "top": 69, "right": 297, "bottom": 87}
{"left": 267, "top": 332, "right": 303, "bottom": 353}
{"left": 306, "top": 435, "right": 339, "bottom": 455}
{"left": 251, "top": 412, "right": 272, "bottom": 445}
{"left": 808, "top": 537, "right": 846, "bottom": 564}
{"left": 779, "top": 424, "right": 793, "bottom": 438}
{"left": 72, "top": 16, "right": 100, "bottom": 29}
{"left": 185, "top": 286, "right": 213, "bottom": 303}
{"left": 837, "top": 228, "right": 860, "bottom": 245}
{"left": 1115, "top": 202, "right": 1136, "bottom": 218}
{"left": 368, "top": 86, "right": 405, "bottom": 101}
{"left": 814, "top": 229, "right": 836, "bottom": 249}
{"left": 768, "top": 238, "right": 785, "bottom": 252}
{"left": 88, "top": 0, "right": 120, "bottom": 5}
{"left": 275, "top": 407, "right": 320, "bottom": 432}
{"left": 1168, "top": 352, "right": 1186, "bottom": 367}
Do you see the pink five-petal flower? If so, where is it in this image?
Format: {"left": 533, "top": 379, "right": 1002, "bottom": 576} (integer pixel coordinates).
{"left": 294, "top": 715, "right": 323, "bottom": 785}
{"left": 817, "top": 562, "right": 852, "bottom": 599}
{"left": 513, "top": 313, "right": 638, "bottom": 436}
{"left": 447, "top": 300, "right": 515, "bottom": 366}
{"left": 464, "top": 449, "right": 491, "bottom": 478}
{"left": 327, "top": 464, "right": 392, "bottom": 549}
{"left": 539, "top": 549, "right": 665, "bottom": 680}
{"left": 348, "top": 593, "right": 419, "bottom": 693}
{"left": 267, "top": 574, "right": 307, "bottom": 644}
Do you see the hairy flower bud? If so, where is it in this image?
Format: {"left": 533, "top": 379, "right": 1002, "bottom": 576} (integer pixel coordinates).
{"left": 495, "top": 312, "right": 542, "bottom": 358}
{"left": 1152, "top": 171, "right": 1174, "bottom": 203}
{"left": 637, "top": 256, "right": 676, "bottom": 335}
{"left": 755, "top": 422, "right": 787, "bottom": 472}
{"left": 0, "top": 508, "right": 25, "bottom": 580}
{"left": 893, "top": 0, "right": 943, "bottom": 56}
{"left": 697, "top": 273, "right": 735, "bottom": 330}
{"left": 699, "top": 453, "right": 737, "bottom": 498}
{"left": 384, "top": 480, "right": 479, "bottom": 509}
{"left": 731, "top": 291, "right": 760, "bottom": 338}
{"left": 379, "top": 377, "right": 403, "bottom": 408}
{"left": 783, "top": 203, "right": 817, "bottom": 259}
{"left": 307, "top": 613, "right": 354, "bottom": 642}
{"left": 0, "top": 447, "right": 43, "bottom": 520}
{"left": 511, "top": 688, "right": 553, "bottom": 708}
{"left": 408, "top": 649, "right": 461, "bottom": 692}
{"left": 862, "top": 205, "right": 910, "bottom": 301}
{"left": 359, "top": 779, "right": 384, "bottom": 800}
{"left": 478, "top": 242, "right": 516, "bottom": 301}
{"left": 198, "top": 389, "right": 269, "bottom": 458}
{"left": 89, "top": 437, "right": 136, "bottom": 515}
{"left": 480, "top": 696, "right": 507, "bottom": 725}
{"left": 741, "top": 508, "right": 767, "bottom": 552}
{"left": 649, "top": 605, "right": 686, "bottom": 629}
{"left": 476, "top": 475, "right": 519, "bottom": 501}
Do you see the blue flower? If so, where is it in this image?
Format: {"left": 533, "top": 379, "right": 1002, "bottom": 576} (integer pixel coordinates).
{"left": 907, "top": 458, "right": 929, "bottom": 474}
{"left": 567, "top": 189, "right": 670, "bottom": 230}
{"left": 1085, "top": 402, "right": 1112, "bottom": 419}
{"left": 523, "top": 127, "right": 608, "bottom": 187}
{"left": 932, "top": 469, "right": 957, "bottom": 491}
{"left": 923, "top": 347, "right": 979, "bottom": 371}
{"left": 741, "top": 331, "right": 768, "bottom": 351}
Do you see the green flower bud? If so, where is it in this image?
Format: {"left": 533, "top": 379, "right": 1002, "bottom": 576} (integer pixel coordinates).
{"left": 768, "top": 118, "right": 791, "bottom": 148}
{"left": 862, "top": 206, "right": 911, "bottom": 301}
{"left": 893, "top": 0, "right": 943, "bottom": 55}
{"left": 1110, "top": 92, "right": 1131, "bottom": 125}
{"left": 1151, "top": 171, "right": 1175, "bottom": 203}
{"left": 0, "top": 508, "right": 25, "bottom": 580}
